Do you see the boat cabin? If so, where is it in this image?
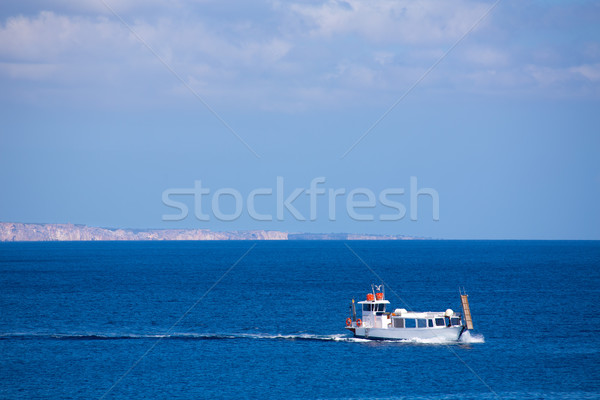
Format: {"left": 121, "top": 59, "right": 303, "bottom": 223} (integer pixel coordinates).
{"left": 357, "top": 292, "right": 390, "bottom": 328}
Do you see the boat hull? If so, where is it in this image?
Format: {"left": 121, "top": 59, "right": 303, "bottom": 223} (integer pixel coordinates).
{"left": 353, "top": 326, "right": 464, "bottom": 341}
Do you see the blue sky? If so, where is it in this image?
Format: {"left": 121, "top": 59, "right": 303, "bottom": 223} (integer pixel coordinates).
{"left": 0, "top": 0, "right": 599, "bottom": 239}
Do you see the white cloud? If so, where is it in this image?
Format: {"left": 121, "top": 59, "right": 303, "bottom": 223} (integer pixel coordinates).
{"left": 526, "top": 65, "right": 577, "bottom": 87}
{"left": 0, "top": 10, "right": 295, "bottom": 106}
{"left": 463, "top": 46, "right": 509, "bottom": 67}
{"left": 0, "top": 9, "right": 292, "bottom": 68}
{"left": 0, "top": 1, "right": 599, "bottom": 109}
{"left": 4, "top": 0, "right": 180, "bottom": 16}
{"left": 570, "top": 64, "right": 600, "bottom": 82}
{"left": 374, "top": 52, "right": 394, "bottom": 66}
{"left": 288, "top": 0, "right": 491, "bottom": 44}
{"left": 0, "top": 12, "right": 131, "bottom": 62}
{"left": 0, "top": 61, "right": 59, "bottom": 80}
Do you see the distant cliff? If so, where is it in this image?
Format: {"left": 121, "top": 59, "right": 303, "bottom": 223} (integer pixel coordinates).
{"left": 287, "top": 233, "right": 416, "bottom": 240}
{"left": 0, "top": 222, "right": 421, "bottom": 242}
{"left": 0, "top": 223, "right": 287, "bottom": 241}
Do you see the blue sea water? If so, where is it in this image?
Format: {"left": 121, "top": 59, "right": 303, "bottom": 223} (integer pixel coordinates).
{"left": 0, "top": 240, "right": 599, "bottom": 399}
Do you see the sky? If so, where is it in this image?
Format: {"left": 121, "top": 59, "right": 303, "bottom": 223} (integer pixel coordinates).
{"left": 0, "top": 0, "right": 599, "bottom": 239}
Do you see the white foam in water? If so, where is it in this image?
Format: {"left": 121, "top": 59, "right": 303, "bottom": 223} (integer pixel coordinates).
{"left": 234, "top": 332, "right": 368, "bottom": 342}
{"left": 407, "top": 336, "right": 454, "bottom": 344}
{"left": 458, "top": 330, "right": 485, "bottom": 344}
{"left": 387, "top": 331, "right": 485, "bottom": 345}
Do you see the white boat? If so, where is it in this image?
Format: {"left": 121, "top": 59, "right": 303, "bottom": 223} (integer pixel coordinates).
{"left": 345, "top": 285, "right": 474, "bottom": 341}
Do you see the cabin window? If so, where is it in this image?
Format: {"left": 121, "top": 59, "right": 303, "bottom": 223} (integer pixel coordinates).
{"left": 404, "top": 319, "right": 416, "bottom": 328}
{"left": 417, "top": 319, "right": 427, "bottom": 328}
{"left": 393, "top": 318, "right": 404, "bottom": 328}
{"left": 451, "top": 317, "right": 461, "bottom": 326}
{"left": 428, "top": 319, "right": 434, "bottom": 328}
{"left": 435, "top": 318, "right": 445, "bottom": 327}
{"left": 362, "top": 304, "right": 386, "bottom": 312}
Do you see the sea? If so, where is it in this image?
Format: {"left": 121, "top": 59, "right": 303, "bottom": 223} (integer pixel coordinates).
{"left": 0, "top": 240, "right": 599, "bottom": 400}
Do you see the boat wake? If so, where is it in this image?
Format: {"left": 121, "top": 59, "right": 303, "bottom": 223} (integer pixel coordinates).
{"left": 0, "top": 332, "right": 368, "bottom": 343}
{"left": 0, "top": 331, "right": 483, "bottom": 344}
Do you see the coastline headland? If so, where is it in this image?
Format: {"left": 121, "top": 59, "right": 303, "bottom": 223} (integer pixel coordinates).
{"left": 0, "top": 222, "right": 422, "bottom": 242}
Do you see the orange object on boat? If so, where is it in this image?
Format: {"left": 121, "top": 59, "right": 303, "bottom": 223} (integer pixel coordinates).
{"left": 366, "top": 293, "right": 374, "bottom": 301}
{"left": 376, "top": 292, "right": 384, "bottom": 300}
